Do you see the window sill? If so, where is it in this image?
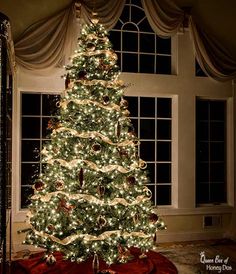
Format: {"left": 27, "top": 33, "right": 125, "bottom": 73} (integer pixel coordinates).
{"left": 156, "top": 205, "right": 234, "bottom": 216}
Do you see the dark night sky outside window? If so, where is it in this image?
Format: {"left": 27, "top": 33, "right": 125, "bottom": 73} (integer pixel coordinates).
{"left": 21, "top": 93, "right": 60, "bottom": 208}
{"left": 196, "top": 99, "right": 226, "bottom": 204}
{"left": 109, "top": 0, "right": 172, "bottom": 74}
{"left": 125, "top": 96, "right": 172, "bottom": 206}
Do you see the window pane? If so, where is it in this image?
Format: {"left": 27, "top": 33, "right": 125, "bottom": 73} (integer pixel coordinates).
{"left": 22, "top": 117, "right": 40, "bottom": 139}
{"left": 21, "top": 163, "right": 40, "bottom": 185}
{"left": 120, "top": 5, "right": 129, "bottom": 22}
{"left": 196, "top": 183, "right": 209, "bottom": 204}
{"left": 21, "top": 140, "right": 40, "bottom": 162}
{"left": 210, "top": 122, "right": 225, "bottom": 141}
{"left": 21, "top": 186, "right": 34, "bottom": 208}
{"left": 140, "top": 33, "right": 155, "bottom": 53}
{"left": 140, "top": 141, "right": 155, "bottom": 161}
{"left": 131, "top": 6, "right": 144, "bottom": 24}
{"left": 140, "top": 97, "right": 155, "bottom": 117}
{"left": 157, "top": 120, "right": 171, "bottom": 140}
{"left": 122, "top": 53, "right": 138, "bottom": 72}
{"left": 157, "top": 141, "right": 171, "bottom": 161}
{"left": 22, "top": 93, "right": 41, "bottom": 115}
{"left": 122, "top": 32, "right": 138, "bottom": 52}
{"left": 156, "top": 163, "right": 171, "bottom": 183}
{"left": 140, "top": 54, "right": 154, "bottom": 73}
{"left": 140, "top": 119, "right": 155, "bottom": 139}
{"left": 125, "top": 96, "right": 138, "bottom": 116}
{"left": 138, "top": 18, "right": 154, "bottom": 33}
{"left": 156, "top": 55, "right": 171, "bottom": 74}
{"left": 210, "top": 101, "right": 225, "bottom": 120}
{"left": 157, "top": 98, "right": 171, "bottom": 118}
{"left": 146, "top": 184, "right": 155, "bottom": 205}
{"left": 113, "top": 19, "right": 123, "bottom": 30}
{"left": 196, "top": 162, "right": 209, "bottom": 182}
{"left": 42, "top": 94, "right": 60, "bottom": 116}
{"left": 156, "top": 37, "right": 171, "bottom": 54}
{"left": 196, "top": 99, "right": 226, "bottom": 204}
{"left": 210, "top": 163, "right": 225, "bottom": 182}
{"left": 210, "top": 142, "right": 225, "bottom": 161}
{"left": 197, "top": 142, "right": 209, "bottom": 162}
{"left": 156, "top": 185, "right": 171, "bottom": 205}
{"left": 146, "top": 163, "right": 155, "bottom": 184}
{"left": 109, "top": 31, "right": 121, "bottom": 51}
{"left": 196, "top": 121, "right": 208, "bottom": 140}
{"left": 130, "top": 118, "right": 138, "bottom": 134}
{"left": 210, "top": 183, "right": 226, "bottom": 203}
{"left": 116, "top": 52, "right": 121, "bottom": 68}
{"left": 195, "top": 60, "right": 207, "bottom": 77}
{"left": 42, "top": 117, "right": 55, "bottom": 139}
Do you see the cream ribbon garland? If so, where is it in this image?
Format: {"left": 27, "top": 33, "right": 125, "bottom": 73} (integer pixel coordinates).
{"left": 45, "top": 157, "right": 138, "bottom": 173}
{"left": 53, "top": 127, "right": 139, "bottom": 147}
{"left": 60, "top": 98, "right": 121, "bottom": 111}
{"left": 31, "top": 191, "right": 150, "bottom": 206}
{"left": 28, "top": 226, "right": 151, "bottom": 246}
{"left": 72, "top": 49, "right": 117, "bottom": 59}
{"left": 72, "top": 79, "right": 124, "bottom": 88}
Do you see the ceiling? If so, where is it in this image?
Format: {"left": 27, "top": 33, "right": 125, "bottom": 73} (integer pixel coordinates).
{"left": 1, "top": 0, "right": 236, "bottom": 59}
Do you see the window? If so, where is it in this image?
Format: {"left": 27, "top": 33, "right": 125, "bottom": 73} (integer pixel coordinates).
{"left": 109, "top": 0, "right": 172, "bottom": 74}
{"left": 196, "top": 99, "right": 226, "bottom": 204}
{"left": 125, "top": 96, "right": 172, "bottom": 205}
{"left": 195, "top": 59, "right": 207, "bottom": 77}
{"left": 20, "top": 93, "right": 60, "bottom": 208}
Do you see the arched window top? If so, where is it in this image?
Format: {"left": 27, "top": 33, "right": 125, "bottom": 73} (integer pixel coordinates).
{"left": 110, "top": 0, "right": 172, "bottom": 74}
{"left": 114, "top": 0, "right": 153, "bottom": 33}
{"left": 122, "top": 22, "right": 139, "bottom": 32}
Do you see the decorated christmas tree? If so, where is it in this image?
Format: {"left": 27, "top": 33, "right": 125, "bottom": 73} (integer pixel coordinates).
{"left": 23, "top": 17, "right": 166, "bottom": 265}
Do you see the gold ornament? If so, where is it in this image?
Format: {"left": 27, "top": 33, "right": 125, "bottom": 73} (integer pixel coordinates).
{"left": 97, "top": 215, "right": 107, "bottom": 228}
{"left": 55, "top": 180, "right": 64, "bottom": 191}
{"left": 46, "top": 253, "right": 56, "bottom": 265}
{"left": 139, "top": 160, "right": 147, "bottom": 169}
{"left": 92, "top": 143, "right": 102, "bottom": 153}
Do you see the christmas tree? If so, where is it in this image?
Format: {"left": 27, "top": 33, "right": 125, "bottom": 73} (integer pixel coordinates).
{"left": 23, "top": 17, "right": 165, "bottom": 265}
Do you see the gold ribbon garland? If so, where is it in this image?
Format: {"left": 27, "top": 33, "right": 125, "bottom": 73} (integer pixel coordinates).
{"left": 31, "top": 191, "right": 150, "bottom": 206}
{"left": 60, "top": 99, "right": 121, "bottom": 111}
{"left": 53, "top": 127, "right": 139, "bottom": 147}
{"left": 72, "top": 79, "right": 125, "bottom": 89}
{"left": 28, "top": 226, "right": 151, "bottom": 246}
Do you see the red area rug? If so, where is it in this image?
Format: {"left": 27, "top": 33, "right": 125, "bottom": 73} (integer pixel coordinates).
{"left": 11, "top": 248, "right": 178, "bottom": 274}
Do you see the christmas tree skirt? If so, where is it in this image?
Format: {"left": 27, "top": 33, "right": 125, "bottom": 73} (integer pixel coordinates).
{"left": 11, "top": 248, "right": 177, "bottom": 274}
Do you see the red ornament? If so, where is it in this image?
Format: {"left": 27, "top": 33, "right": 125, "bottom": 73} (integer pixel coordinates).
{"left": 92, "top": 143, "right": 102, "bottom": 153}
{"left": 47, "top": 224, "right": 55, "bottom": 232}
{"left": 102, "top": 95, "right": 110, "bottom": 105}
{"left": 55, "top": 180, "right": 64, "bottom": 190}
{"left": 126, "top": 176, "right": 136, "bottom": 186}
{"left": 97, "top": 215, "right": 107, "bottom": 228}
{"left": 120, "top": 99, "right": 129, "bottom": 109}
{"left": 65, "top": 73, "right": 70, "bottom": 89}
{"left": 133, "top": 213, "right": 139, "bottom": 224}
{"left": 34, "top": 180, "right": 45, "bottom": 191}
{"left": 78, "top": 168, "right": 84, "bottom": 188}
{"left": 149, "top": 213, "right": 159, "bottom": 223}
{"left": 78, "top": 71, "right": 87, "bottom": 80}
{"left": 116, "top": 121, "right": 121, "bottom": 137}
{"left": 117, "top": 148, "right": 128, "bottom": 158}
{"left": 87, "top": 42, "right": 96, "bottom": 51}
{"left": 58, "top": 198, "right": 75, "bottom": 214}
{"left": 97, "top": 184, "right": 105, "bottom": 197}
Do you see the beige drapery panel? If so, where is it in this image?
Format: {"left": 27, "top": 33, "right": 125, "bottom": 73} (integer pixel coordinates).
{"left": 14, "top": 0, "right": 236, "bottom": 81}
{"left": 141, "top": 0, "right": 184, "bottom": 37}
{"left": 189, "top": 16, "right": 236, "bottom": 81}
{"left": 15, "top": 3, "right": 77, "bottom": 71}
{"left": 14, "top": 0, "right": 125, "bottom": 72}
